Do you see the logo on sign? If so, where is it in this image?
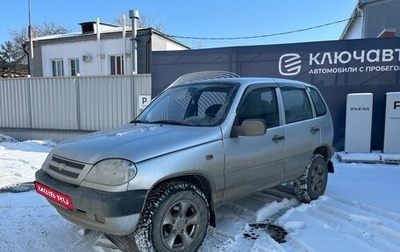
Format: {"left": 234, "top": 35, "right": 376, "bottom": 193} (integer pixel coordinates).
{"left": 279, "top": 53, "right": 302, "bottom": 76}
{"left": 394, "top": 101, "right": 400, "bottom": 109}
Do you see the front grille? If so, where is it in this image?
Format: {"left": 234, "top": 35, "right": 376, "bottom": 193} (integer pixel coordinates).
{"left": 47, "top": 155, "right": 86, "bottom": 181}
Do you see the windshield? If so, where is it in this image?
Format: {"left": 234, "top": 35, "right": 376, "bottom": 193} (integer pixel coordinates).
{"left": 136, "top": 82, "right": 239, "bottom": 126}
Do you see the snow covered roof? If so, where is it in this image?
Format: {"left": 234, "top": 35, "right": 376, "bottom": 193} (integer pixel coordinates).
{"left": 29, "top": 21, "right": 189, "bottom": 49}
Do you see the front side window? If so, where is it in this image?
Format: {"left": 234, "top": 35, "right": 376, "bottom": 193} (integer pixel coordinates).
{"left": 237, "top": 87, "right": 279, "bottom": 128}
{"left": 281, "top": 88, "right": 313, "bottom": 124}
{"left": 69, "top": 58, "right": 80, "bottom": 76}
{"left": 51, "top": 59, "right": 64, "bottom": 77}
{"left": 110, "top": 55, "right": 124, "bottom": 75}
{"left": 136, "top": 82, "right": 239, "bottom": 126}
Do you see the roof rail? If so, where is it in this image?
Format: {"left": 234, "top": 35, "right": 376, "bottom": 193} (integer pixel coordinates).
{"left": 169, "top": 71, "right": 240, "bottom": 87}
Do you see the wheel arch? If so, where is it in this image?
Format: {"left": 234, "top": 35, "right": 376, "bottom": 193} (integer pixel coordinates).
{"left": 148, "top": 174, "right": 216, "bottom": 227}
{"left": 313, "top": 145, "right": 335, "bottom": 173}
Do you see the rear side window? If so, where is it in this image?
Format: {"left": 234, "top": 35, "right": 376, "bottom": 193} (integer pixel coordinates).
{"left": 309, "top": 88, "right": 327, "bottom": 117}
{"left": 281, "top": 88, "right": 313, "bottom": 124}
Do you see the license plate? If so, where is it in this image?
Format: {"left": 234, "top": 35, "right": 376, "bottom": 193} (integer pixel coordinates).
{"left": 34, "top": 182, "right": 74, "bottom": 210}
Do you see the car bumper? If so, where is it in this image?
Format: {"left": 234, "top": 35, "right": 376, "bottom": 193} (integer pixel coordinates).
{"left": 35, "top": 169, "right": 147, "bottom": 235}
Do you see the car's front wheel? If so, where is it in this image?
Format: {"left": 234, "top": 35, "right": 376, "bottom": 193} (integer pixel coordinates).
{"left": 294, "top": 154, "right": 328, "bottom": 203}
{"left": 134, "top": 181, "right": 209, "bottom": 252}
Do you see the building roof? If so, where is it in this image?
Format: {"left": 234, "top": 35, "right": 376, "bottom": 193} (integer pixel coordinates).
{"left": 29, "top": 21, "right": 190, "bottom": 49}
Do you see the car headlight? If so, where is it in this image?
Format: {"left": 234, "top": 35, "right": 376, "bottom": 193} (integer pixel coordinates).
{"left": 85, "top": 159, "right": 137, "bottom": 186}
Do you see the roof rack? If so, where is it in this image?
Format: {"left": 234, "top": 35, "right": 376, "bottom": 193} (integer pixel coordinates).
{"left": 169, "top": 71, "right": 240, "bottom": 87}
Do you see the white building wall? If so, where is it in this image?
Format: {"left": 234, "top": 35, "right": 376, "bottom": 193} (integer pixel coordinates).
{"left": 152, "top": 35, "right": 189, "bottom": 51}
{"left": 41, "top": 37, "right": 132, "bottom": 77}
{"left": 99, "top": 37, "right": 132, "bottom": 75}
{"left": 342, "top": 17, "right": 363, "bottom": 39}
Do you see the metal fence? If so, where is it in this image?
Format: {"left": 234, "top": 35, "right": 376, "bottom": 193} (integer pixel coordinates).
{"left": 0, "top": 75, "right": 151, "bottom": 141}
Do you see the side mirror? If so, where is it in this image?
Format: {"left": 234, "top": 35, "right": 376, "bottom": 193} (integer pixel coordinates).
{"left": 237, "top": 119, "right": 266, "bottom": 136}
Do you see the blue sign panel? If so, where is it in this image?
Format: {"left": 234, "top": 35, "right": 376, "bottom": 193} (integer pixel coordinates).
{"left": 152, "top": 38, "right": 400, "bottom": 150}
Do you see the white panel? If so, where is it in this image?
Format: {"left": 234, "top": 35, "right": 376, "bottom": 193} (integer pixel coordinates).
{"left": 384, "top": 92, "right": 400, "bottom": 153}
{"left": 0, "top": 75, "right": 151, "bottom": 135}
{"left": 0, "top": 79, "right": 31, "bottom": 127}
{"left": 345, "top": 93, "right": 373, "bottom": 153}
{"left": 79, "top": 75, "right": 136, "bottom": 130}
{"left": 29, "top": 77, "right": 79, "bottom": 130}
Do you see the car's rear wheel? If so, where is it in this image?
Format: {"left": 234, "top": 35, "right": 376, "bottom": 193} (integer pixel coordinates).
{"left": 134, "top": 181, "right": 209, "bottom": 252}
{"left": 294, "top": 154, "right": 328, "bottom": 203}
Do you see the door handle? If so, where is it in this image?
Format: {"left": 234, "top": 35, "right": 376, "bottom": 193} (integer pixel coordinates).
{"left": 272, "top": 134, "right": 285, "bottom": 143}
{"left": 310, "top": 127, "right": 320, "bottom": 134}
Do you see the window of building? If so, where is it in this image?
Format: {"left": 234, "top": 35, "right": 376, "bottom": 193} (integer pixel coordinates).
{"left": 69, "top": 58, "right": 80, "bottom": 76}
{"left": 110, "top": 55, "right": 124, "bottom": 75}
{"left": 51, "top": 59, "right": 64, "bottom": 77}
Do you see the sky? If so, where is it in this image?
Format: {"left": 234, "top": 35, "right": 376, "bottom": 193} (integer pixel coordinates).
{"left": 0, "top": 0, "right": 357, "bottom": 49}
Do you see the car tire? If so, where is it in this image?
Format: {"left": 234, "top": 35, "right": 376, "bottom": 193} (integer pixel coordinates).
{"left": 294, "top": 154, "right": 328, "bottom": 203}
{"left": 134, "top": 181, "right": 209, "bottom": 252}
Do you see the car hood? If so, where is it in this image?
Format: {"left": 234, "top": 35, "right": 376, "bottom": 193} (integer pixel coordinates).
{"left": 52, "top": 123, "right": 222, "bottom": 164}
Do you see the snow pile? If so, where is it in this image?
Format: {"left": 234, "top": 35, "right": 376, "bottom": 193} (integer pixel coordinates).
{"left": 1, "top": 138, "right": 400, "bottom": 251}
{"left": 0, "top": 139, "right": 55, "bottom": 189}
{"left": 0, "top": 133, "right": 17, "bottom": 143}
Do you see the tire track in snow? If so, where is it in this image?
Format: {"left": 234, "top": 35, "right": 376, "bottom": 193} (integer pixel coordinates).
{"left": 201, "top": 187, "right": 299, "bottom": 252}
{"left": 317, "top": 198, "right": 400, "bottom": 251}
{"left": 281, "top": 233, "right": 316, "bottom": 252}
{"left": 65, "top": 229, "right": 104, "bottom": 252}
{"left": 329, "top": 195, "right": 400, "bottom": 222}
{"left": 307, "top": 198, "right": 400, "bottom": 252}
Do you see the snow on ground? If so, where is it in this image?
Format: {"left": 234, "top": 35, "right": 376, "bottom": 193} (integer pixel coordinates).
{"left": 1, "top": 137, "right": 400, "bottom": 252}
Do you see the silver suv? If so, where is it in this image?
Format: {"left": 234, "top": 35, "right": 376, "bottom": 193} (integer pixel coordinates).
{"left": 35, "top": 72, "right": 334, "bottom": 251}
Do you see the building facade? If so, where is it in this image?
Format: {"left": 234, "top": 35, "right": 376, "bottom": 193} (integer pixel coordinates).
{"left": 341, "top": 0, "right": 400, "bottom": 39}
{"left": 26, "top": 21, "right": 189, "bottom": 77}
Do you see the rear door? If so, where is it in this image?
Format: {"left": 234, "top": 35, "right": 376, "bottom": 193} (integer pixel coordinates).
{"left": 279, "top": 85, "right": 321, "bottom": 181}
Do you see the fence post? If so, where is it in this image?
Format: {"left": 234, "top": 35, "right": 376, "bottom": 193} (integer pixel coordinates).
{"left": 76, "top": 75, "right": 81, "bottom": 130}
{"left": 27, "top": 77, "right": 33, "bottom": 128}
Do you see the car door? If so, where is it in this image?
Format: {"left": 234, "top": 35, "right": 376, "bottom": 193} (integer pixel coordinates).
{"left": 222, "top": 85, "right": 285, "bottom": 203}
{"left": 279, "top": 85, "right": 321, "bottom": 181}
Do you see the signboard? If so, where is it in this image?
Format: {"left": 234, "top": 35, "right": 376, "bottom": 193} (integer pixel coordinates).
{"left": 152, "top": 38, "right": 400, "bottom": 150}
{"left": 138, "top": 95, "right": 151, "bottom": 110}
{"left": 345, "top": 93, "right": 373, "bottom": 153}
{"left": 384, "top": 92, "right": 400, "bottom": 153}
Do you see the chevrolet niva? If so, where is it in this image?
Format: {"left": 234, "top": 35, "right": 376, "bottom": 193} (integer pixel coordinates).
{"left": 35, "top": 72, "right": 334, "bottom": 251}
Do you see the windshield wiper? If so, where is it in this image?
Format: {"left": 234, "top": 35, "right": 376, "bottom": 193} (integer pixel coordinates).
{"left": 130, "top": 119, "right": 187, "bottom": 126}
{"left": 148, "top": 120, "right": 187, "bottom": 126}
{"left": 129, "top": 119, "right": 148, "bottom": 124}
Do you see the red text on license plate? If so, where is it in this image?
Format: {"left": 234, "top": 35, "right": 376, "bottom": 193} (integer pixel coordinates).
{"left": 34, "top": 182, "right": 74, "bottom": 210}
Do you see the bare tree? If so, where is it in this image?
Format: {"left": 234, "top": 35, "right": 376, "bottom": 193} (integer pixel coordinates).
{"left": 114, "top": 12, "right": 165, "bottom": 32}
{"left": 4, "top": 22, "right": 70, "bottom": 67}
{"left": 32, "top": 22, "right": 70, "bottom": 37}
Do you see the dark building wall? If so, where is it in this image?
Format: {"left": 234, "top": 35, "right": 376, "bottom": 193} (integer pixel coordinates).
{"left": 151, "top": 38, "right": 400, "bottom": 151}
{"left": 364, "top": 0, "right": 400, "bottom": 37}
{"left": 30, "top": 45, "right": 43, "bottom": 77}
{"left": 137, "top": 32, "right": 151, "bottom": 74}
